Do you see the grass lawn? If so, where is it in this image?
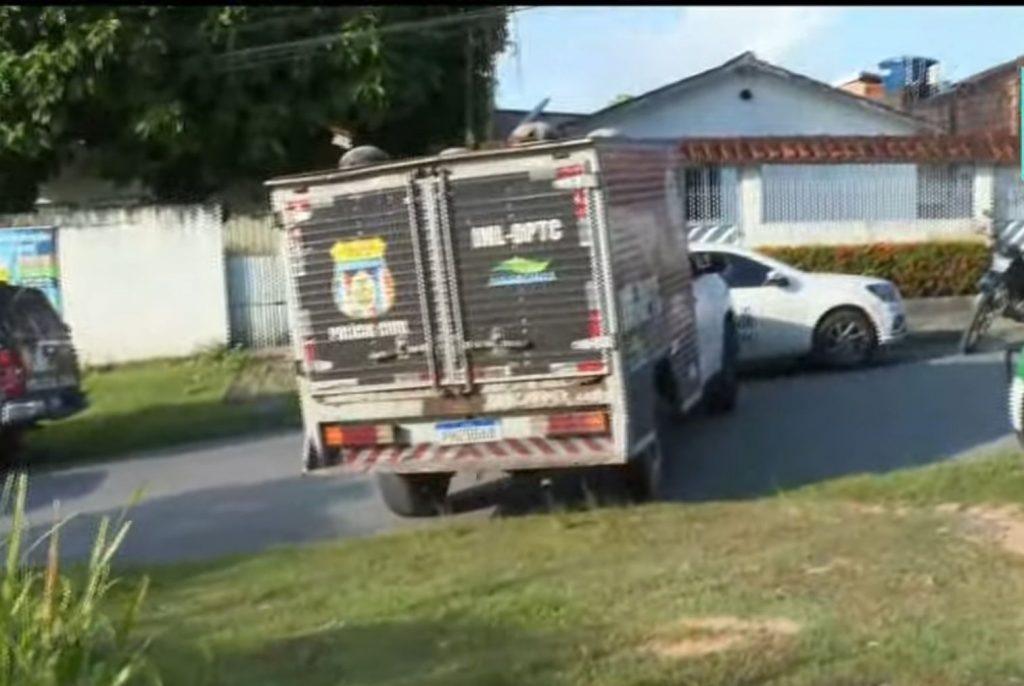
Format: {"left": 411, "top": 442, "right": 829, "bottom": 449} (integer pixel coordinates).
{"left": 129, "top": 452, "right": 1024, "bottom": 686}
{"left": 25, "top": 349, "right": 300, "bottom": 467}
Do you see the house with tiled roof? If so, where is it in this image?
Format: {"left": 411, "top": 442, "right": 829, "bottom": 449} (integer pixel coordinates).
{"left": 568, "top": 52, "right": 936, "bottom": 139}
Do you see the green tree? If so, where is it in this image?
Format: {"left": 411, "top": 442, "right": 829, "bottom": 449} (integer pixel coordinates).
{"left": 609, "top": 93, "right": 633, "bottom": 107}
{"left": 0, "top": 6, "right": 508, "bottom": 210}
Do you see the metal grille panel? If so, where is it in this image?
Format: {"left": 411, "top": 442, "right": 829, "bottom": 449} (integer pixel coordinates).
{"left": 680, "top": 166, "right": 738, "bottom": 227}
{"left": 995, "top": 166, "right": 1024, "bottom": 221}
{"left": 761, "top": 163, "right": 974, "bottom": 223}
{"left": 446, "top": 171, "right": 604, "bottom": 379}
{"left": 226, "top": 256, "right": 290, "bottom": 349}
{"left": 293, "top": 186, "right": 434, "bottom": 389}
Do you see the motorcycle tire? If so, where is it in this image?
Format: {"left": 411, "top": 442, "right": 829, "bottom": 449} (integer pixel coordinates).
{"left": 961, "top": 290, "right": 998, "bottom": 355}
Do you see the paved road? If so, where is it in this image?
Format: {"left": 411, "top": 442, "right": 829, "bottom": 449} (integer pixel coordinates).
{"left": 16, "top": 335, "right": 1022, "bottom": 565}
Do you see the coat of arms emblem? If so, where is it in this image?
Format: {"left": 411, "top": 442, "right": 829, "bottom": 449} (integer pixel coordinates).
{"left": 331, "top": 237, "right": 395, "bottom": 319}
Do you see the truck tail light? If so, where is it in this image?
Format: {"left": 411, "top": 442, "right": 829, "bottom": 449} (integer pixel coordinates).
{"left": 322, "top": 423, "right": 395, "bottom": 448}
{"left": 303, "top": 338, "right": 317, "bottom": 366}
{"left": 546, "top": 411, "right": 608, "bottom": 437}
{"left": 0, "top": 349, "right": 26, "bottom": 399}
{"left": 576, "top": 360, "right": 606, "bottom": 374}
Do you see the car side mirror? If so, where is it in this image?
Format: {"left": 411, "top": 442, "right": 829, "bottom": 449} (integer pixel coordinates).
{"left": 765, "top": 270, "right": 790, "bottom": 288}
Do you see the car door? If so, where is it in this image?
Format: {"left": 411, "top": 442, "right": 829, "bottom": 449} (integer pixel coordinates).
{"left": 716, "top": 252, "right": 809, "bottom": 361}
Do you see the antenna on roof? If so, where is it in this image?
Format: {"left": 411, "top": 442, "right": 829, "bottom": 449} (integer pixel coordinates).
{"left": 516, "top": 97, "right": 550, "bottom": 129}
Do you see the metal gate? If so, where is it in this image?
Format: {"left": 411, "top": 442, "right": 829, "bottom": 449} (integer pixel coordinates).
{"left": 224, "top": 213, "right": 290, "bottom": 349}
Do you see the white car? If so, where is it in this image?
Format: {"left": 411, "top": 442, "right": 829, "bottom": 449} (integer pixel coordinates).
{"left": 689, "top": 243, "right": 907, "bottom": 367}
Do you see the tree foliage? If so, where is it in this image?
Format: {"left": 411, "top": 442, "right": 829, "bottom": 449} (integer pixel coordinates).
{"left": 608, "top": 93, "right": 633, "bottom": 107}
{"left": 0, "top": 6, "right": 508, "bottom": 210}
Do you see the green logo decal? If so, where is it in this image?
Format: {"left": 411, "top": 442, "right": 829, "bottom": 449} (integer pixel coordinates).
{"left": 489, "top": 257, "right": 557, "bottom": 287}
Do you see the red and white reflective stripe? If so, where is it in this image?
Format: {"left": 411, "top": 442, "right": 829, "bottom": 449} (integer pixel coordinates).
{"left": 548, "top": 361, "right": 607, "bottom": 375}
{"left": 339, "top": 436, "right": 616, "bottom": 472}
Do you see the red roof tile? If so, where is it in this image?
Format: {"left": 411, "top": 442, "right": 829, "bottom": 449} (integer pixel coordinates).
{"left": 677, "top": 133, "right": 1019, "bottom": 165}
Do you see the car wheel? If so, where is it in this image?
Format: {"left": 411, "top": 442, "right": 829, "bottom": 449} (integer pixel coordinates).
{"left": 812, "top": 308, "right": 877, "bottom": 368}
{"left": 703, "top": 315, "right": 739, "bottom": 415}
{"left": 377, "top": 472, "right": 452, "bottom": 518}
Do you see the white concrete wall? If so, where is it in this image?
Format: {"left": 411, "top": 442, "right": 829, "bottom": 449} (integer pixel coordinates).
{"left": 0, "top": 205, "right": 229, "bottom": 365}
{"left": 590, "top": 71, "right": 923, "bottom": 138}
{"left": 747, "top": 219, "right": 980, "bottom": 248}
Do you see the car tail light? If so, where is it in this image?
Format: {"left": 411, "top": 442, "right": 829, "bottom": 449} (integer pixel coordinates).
{"left": 0, "top": 349, "right": 26, "bottom": 398}
{"left": 546, "top": 411, "right": 609, "bottom": 437}
{"left": 322, "top": 423, "right": 395, "bottom": 448}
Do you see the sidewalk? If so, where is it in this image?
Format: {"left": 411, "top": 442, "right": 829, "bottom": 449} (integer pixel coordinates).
{"left": 904, "top": 296, "right": 1018, "bottom": 335}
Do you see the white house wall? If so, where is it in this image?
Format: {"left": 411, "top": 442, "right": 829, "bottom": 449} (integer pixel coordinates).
{"left": 591, "top": 72, "right": 922, "bottom": 138}
{"left": 0, "top": 205, "right": 229, "bottom": 365}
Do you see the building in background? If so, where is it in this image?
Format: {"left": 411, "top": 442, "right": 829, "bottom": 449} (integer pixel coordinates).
{"left": 569, "top": 51, "right": 934, "bottom": 139}
{"left": 838, "top": 72, "right": 886, "bottom": 102}
{"left": 903, "top": 55, "right": 1023, "bottom": 135}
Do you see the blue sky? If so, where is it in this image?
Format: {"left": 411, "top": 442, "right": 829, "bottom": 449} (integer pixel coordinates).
{"left": 495, "top": 6, "right": 1024, "bottom": 112}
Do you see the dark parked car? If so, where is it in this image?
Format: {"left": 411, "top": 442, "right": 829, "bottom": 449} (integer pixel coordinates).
{"left": 0, "top": 284, "right": 87, "bottom": 459}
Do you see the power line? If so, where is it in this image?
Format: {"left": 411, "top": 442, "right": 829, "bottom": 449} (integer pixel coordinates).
{"left": 212, "top": 6, "right": 530, "bottom": 74}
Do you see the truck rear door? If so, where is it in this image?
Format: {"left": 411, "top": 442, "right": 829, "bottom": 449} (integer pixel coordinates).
{"left": 286, "top": 180, "right": 437, "bottom": 390}
{"left": 440, "top": 159, "right": 608, "bottom": 384}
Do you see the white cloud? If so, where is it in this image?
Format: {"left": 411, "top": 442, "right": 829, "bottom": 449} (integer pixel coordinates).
{"left": 497, "top": 7, "right": 844, "bottom": 111}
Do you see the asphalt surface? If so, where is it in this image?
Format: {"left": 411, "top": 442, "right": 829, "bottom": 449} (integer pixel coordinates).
{"left": 14, "top": 331, "right": 1024, "bottom": 566}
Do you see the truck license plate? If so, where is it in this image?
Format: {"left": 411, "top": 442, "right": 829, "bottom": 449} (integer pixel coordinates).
{"left": 436, "top": 418, "right": 501, "bottom": 446}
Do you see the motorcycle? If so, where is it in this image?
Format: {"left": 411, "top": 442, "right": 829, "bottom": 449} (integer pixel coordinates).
{"left": 960, "top": 224, "right": 1024, "bottom": 355}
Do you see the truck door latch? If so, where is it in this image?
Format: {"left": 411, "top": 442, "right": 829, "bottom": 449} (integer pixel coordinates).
{"left": 368, "top": 336, "right": 428, "bottom": 363}
{"left": 466, "top": 327, "right": 532, "bottom": 354}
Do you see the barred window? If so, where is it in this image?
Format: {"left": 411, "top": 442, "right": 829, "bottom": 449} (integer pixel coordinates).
{"left": 916, "top": 165, "right": 974, "bottom": 219}
{"left": 683, "top": 167, "right": 722, "bottom": 223}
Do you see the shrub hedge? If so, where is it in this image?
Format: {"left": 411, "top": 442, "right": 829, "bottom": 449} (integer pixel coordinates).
{"left": 758, "top": 241, "right": 990, "bottom": 299}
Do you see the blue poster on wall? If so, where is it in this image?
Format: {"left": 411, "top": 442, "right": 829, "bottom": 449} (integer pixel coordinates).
{"left": 0, "top": 227, "right": 62, "bottom": 314}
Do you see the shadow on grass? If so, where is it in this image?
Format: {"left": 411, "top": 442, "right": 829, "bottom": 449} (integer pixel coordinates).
{"left": 152, "top": 617, "right": 572, "bottom": 686}
{"left": 23, "top": 394, "right": 301, "bottom": 470}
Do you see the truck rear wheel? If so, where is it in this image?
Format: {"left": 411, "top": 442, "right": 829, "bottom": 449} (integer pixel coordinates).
{"left": 623, "top": 439, "right": 663, "bottom": 503}
{"left": 377, "top": 472, "right": 452, "bottom": 518}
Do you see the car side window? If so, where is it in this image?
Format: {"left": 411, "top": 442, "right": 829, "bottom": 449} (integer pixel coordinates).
{"left": 721, "top": 254, "right": 771, "bottom": 289}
